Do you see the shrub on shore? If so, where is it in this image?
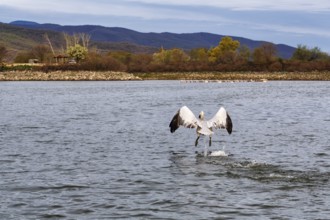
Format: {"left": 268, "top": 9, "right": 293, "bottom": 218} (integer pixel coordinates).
{"left": 2, "top": 37, "right": 330, "bottom": 75}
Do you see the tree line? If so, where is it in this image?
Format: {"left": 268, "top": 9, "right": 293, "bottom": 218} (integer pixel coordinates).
{"left": 1, "top": 35, "right": 330, "bottom": 72}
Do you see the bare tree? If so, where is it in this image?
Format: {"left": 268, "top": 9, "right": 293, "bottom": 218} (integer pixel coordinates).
{"left": 80, "top": 33, "right": 91, "bottom": 48}
{"left": 63, "top": 32, "right": 74, "bottom": 50}
{"left": 32, "top": 45, "right": 51, "bottom": 63}
{"left": 63, "top": 32, "right": 91, "bottom": 50}
{"left": 44, "top": 34, "right": 55, "bottom": 56}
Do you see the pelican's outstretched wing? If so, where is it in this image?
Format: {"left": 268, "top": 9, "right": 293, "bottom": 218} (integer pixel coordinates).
{"left": 207, "top": 107, "right": 233, "bottom": 134}
{"left": 169, "top": 106, "right": 201, "bottom": 133}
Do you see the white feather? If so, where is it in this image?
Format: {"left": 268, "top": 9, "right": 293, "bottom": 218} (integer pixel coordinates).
{"left": 207, "top": 107, "right": 228, "bottom": 129}
{"left": 199, "top": 121, "right": 214, "bottom": 135}
{"left": 178, "top": 106, "right": 202, "bottom": 128}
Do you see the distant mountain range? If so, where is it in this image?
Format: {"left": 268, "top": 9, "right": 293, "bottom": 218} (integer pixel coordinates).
{"left": 0, "top": 21, "right": 157, "bottom": 59}
{"left": 5, "top": 20, "right": 296, "bottom": 59}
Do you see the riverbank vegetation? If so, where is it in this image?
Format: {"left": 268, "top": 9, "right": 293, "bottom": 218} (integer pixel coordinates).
{"left": 1, "top": 35, "right": 330, "bottom": 80}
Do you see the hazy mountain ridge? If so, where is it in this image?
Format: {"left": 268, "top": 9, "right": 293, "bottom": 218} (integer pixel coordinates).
{"left": 0, "top": 22, "right": 158, "bottom": 58}
{"left": 9, "top": 20, "right": 296, "bottom": 59}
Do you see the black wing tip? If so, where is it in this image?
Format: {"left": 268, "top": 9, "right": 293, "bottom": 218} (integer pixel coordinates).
{"left": 169, "top": 111, "right": 180, "bottom": 133}
{"left": 226, "top": 113, "right": 233, "bottom": 134}
{"left": 169, "top": 121, "right": 177, "bottom": 133}
{"left": 169, "top": 122, "right": 177, "bottom": 133}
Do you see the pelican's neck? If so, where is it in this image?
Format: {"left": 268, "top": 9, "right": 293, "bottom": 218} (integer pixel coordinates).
{"left": 199, "top": 111, "right": 205, "bottom": 121}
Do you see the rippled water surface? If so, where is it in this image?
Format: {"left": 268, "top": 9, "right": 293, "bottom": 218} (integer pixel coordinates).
{"left": 1, "top": 81, "right": 330, "bottom": 219}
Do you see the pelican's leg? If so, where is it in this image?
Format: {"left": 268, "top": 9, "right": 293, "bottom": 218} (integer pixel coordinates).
{"left": 195, "top": 134, "right": 200, "bottom": 147}
{"left": 209, "top": 128, "right": 213, "bottom": 147}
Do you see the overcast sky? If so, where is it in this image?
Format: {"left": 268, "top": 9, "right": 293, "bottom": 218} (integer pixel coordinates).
{"left": 1, "top": 0, "right": 330, "bottom": 52}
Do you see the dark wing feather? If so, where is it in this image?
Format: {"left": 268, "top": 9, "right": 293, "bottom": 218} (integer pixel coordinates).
{"left": 169, "top": 106, "right": 199, "bottom": 133}
{"left": 225, "top": 112, "right": 233, "bottom": 134}
{"left": 169, "top": 111, "right": 180, "bottom": 133}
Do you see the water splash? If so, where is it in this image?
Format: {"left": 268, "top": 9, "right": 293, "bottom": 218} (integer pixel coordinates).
{"left": 209, "top": 150, "right": 228, "bottom": 157}
{"left": 203, "top": 136, "right": 208, "bottom": 157}
{"left": 209, "top": 145, "right": 228, "bottom": 157}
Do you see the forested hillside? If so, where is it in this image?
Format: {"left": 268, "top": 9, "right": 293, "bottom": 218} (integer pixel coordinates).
{"left": 10, "top": 20, "right": 295, "bottom": 59}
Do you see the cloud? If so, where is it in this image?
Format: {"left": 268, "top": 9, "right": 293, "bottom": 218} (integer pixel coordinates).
{"left": 248, "top": 22, "right": 330, "bottom": 38}
{"left": 129, "top": 0, "right": 330, "bottom": 12}
{"left": 2, "top": 0, "right": 329, "bottom": 18}
{"left": 0, "top": 0, "right": 231, "bottom": 22}
{"left": 0, "top": 1, "right": 132, "bottom": 16}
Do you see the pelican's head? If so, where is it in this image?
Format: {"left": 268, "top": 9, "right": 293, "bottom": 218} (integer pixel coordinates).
{"left": 199, "top": 111, "right": 205, "bottom": 120}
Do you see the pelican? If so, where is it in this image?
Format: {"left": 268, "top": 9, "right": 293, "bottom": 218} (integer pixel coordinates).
{"left": 169, "top": 106, "right": 233, "bottom": 150}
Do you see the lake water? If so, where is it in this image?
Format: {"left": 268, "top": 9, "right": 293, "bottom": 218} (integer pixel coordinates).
{"left": 0, "top": 80, "right": 330, "bottom": 219}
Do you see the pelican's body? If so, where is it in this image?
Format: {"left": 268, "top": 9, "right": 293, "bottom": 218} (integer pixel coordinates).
{"left": 169, "top": 106, "right": 233, "bottom": 148}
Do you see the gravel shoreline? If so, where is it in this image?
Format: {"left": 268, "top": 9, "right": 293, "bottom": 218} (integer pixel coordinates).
{"left": 0, "top": 71, "right": 142, "bottom": 81}
{"left": 1, "top": 70, "right": 330, "bottom": 81}
{"left": 134, "top": 71, "right": 330, "bottom": 81}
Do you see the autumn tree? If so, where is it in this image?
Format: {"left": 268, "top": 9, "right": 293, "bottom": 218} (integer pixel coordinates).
{"left": 237, "top": 45, "right": 251, "bottom": 63}
{"left": 170, "top": 48, "right": 189, "bottom": 65}
{"left": 208, "top": 36, "right": 240, "bottom": 64}
{"left": 0, "top": 44, "right": 7, "bottom": 63}
{"left": 253, "top": 43, "right": 277, "bottom": 65}
{"left": 109, "top": 51, "right": 132, "bottom": 65}
{"left": 292, "top": 45, "right": 329, "bottom": 61}
{"left": 152, "top": 48, "right": 170, "bottom": 64}
{"left": 67, "top": 44, "right": 88, "bottom": 63}
{"left": 152, "top": 48, "right": 189, "bottom": 65}
{"left": 14, "top": 51, "right": 34, "bottom": 63}
{"left": 128, "top": 53, "right": 153, "bottom": 72}
{"left": 80, "top": 52, "right": 126, "bottom": 71}
{"left": 189, "top": 48, "right": 208, "bottom": 62}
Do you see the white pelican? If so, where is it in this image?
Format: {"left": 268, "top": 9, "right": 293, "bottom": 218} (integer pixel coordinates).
{"left": 169, "top": 106, "right": 233, "bottom": 148}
